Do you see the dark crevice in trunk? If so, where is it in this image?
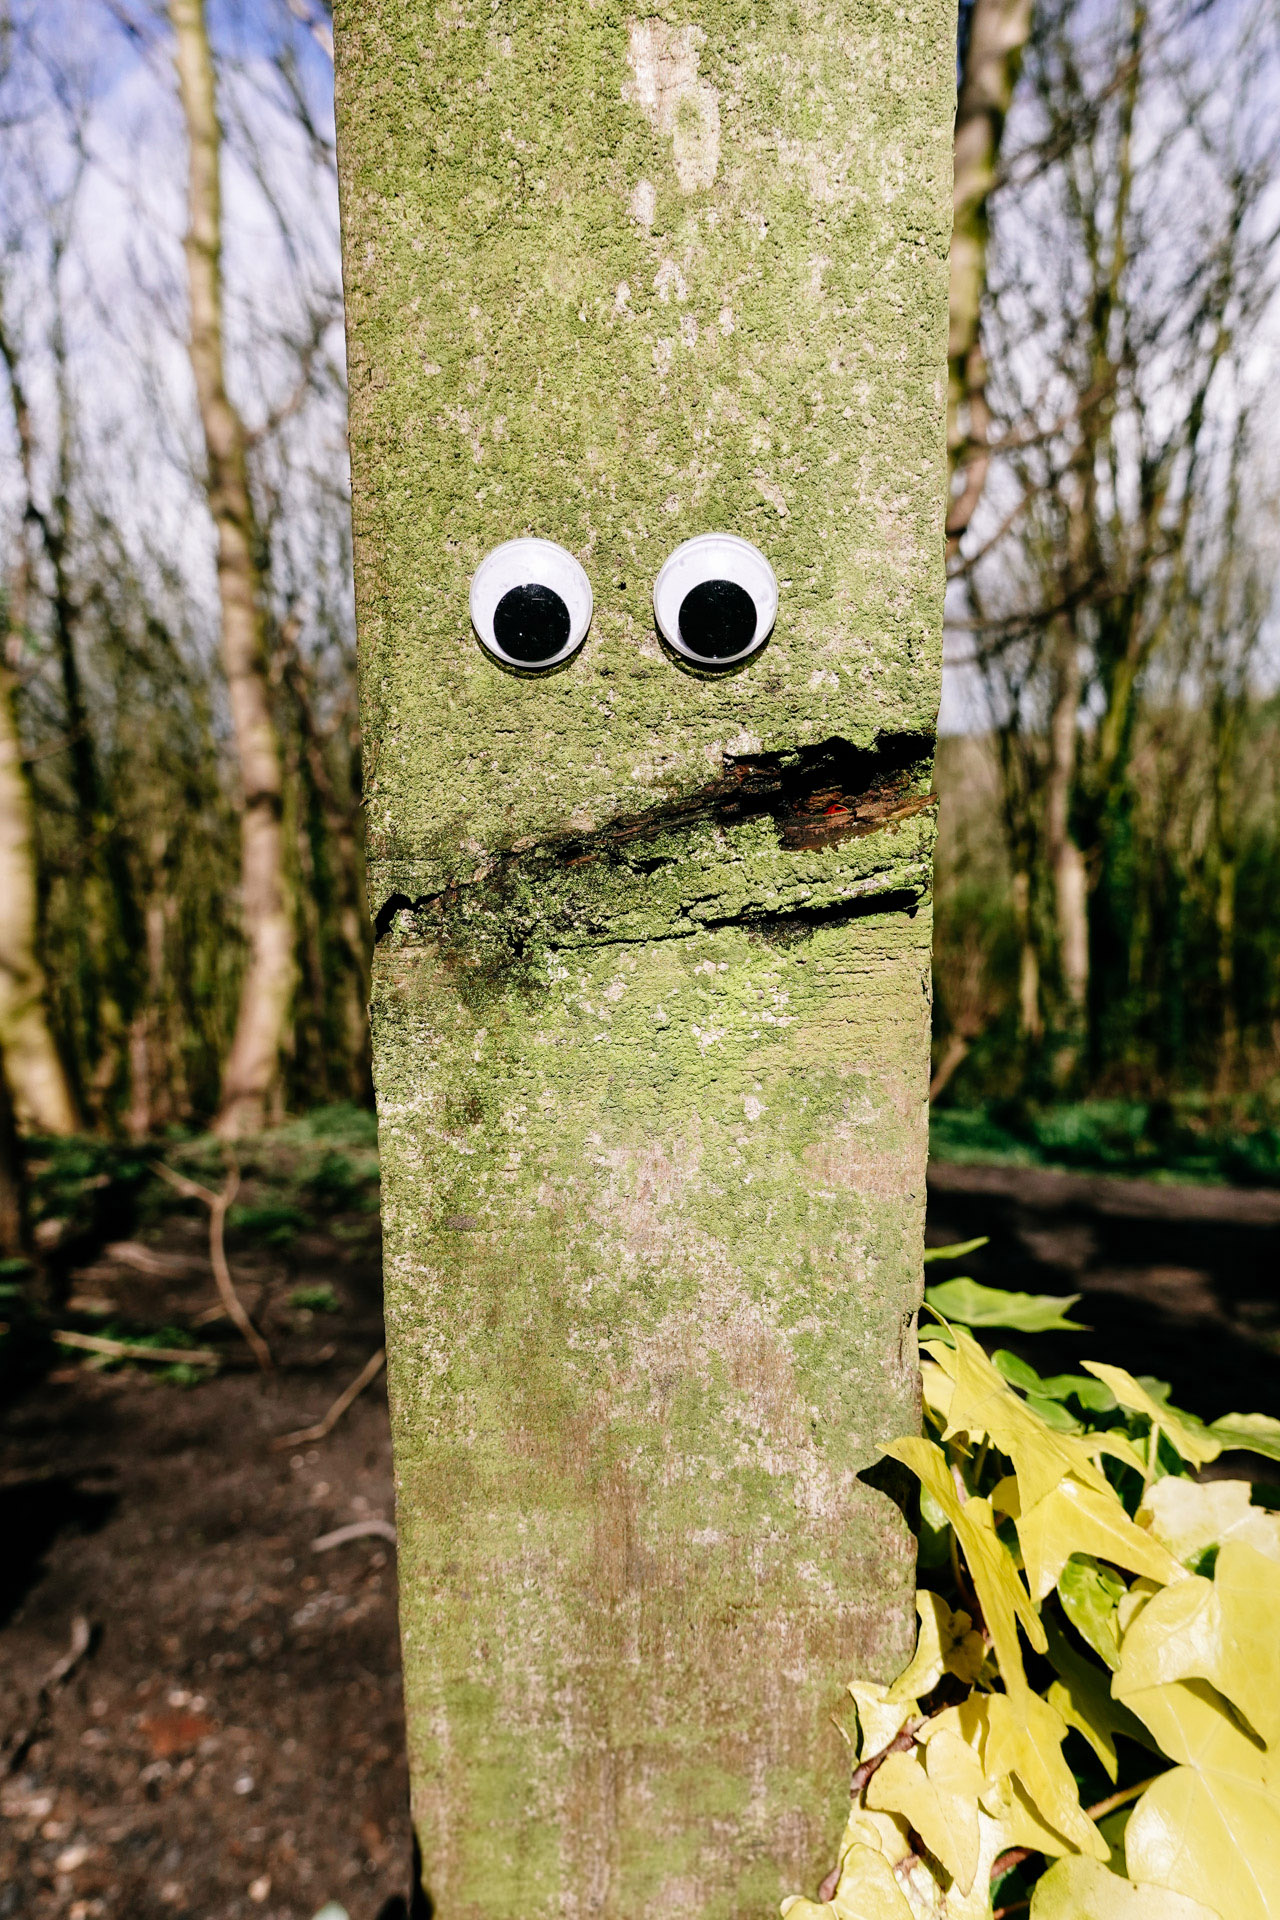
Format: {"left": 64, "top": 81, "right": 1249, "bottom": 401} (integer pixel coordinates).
{"left": 373, "top": 732, "right": 935, "bottom": 943}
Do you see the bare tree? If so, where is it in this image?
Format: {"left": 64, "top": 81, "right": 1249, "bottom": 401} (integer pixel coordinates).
{"left": 170, "top": 0, "right": 294, "bottom": 1137}
{"left": 0, "top": 275, "right": 81, "bottom": 1135}
{"left": 948, "top": 0, "right": 1036, "bottom": 550}
{"left": 956, "top": 0, "right": 1280, "bottom": 1083}
{"left": 0, "top": 628, "right": 81, "bottom": 1136}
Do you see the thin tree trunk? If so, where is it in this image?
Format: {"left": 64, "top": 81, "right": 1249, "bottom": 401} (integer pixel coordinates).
{"left": 947, "top": 0, "right": 1034, "bottom": 550}
{"left": 0, "top": 1043, "right": 29, "bottom": 1262}
{"left": 0, "top": 649, "right": 80, "bottom": 1135}
{"left": 1011, "top": 868, "right": 1042, "bottom": 1043}
{"left": 281, "top": 627, "right": 372, "bottom": 1100}
{"left": 171, "top": 0, "right": 294, "bottom": 1138}
{"left": 1212, "top": 701, "right": 1238, "bottom": 1096}
{"left": 0, "top": 291, "right": 83, "bottom": 1137}
{"left": 125, "top": 839, "right": 171, "bottom": 1141}
{"left": 1046, "top": 620, "right": 1088, "bottom": 1033}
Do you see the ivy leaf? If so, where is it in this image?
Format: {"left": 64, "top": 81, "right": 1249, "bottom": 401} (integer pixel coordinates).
{"left": 964, "top": 1690, "right": 1109, "bottom": 1859}
{"left": 781, "top": 1838, "right": 914, "bottom": 1920}
{"left": 886, "top": 1590, "right": 985, "bottom": 1703}
{"left": 1058, "top": 1556, "right": 1129, "bottom": 1670}
{"left": 885, "top": 1434, "right": 1046, "bottom": 1689}
{"left": 1117, "top": 1541, "right": 1280, "bottom": 1748}
{"left": 1081, "top": 1364, "right": 1221, "bottom": 1467}
{"left": 925, "top": 1277, "right": 1086, "bottom": 1332}
{"left": 1030, "top": 1855, "right": 1217, "bottom": 1917}
{"left": 1137, "top": 1479, "right": 1280, "bottom": 1569}
{"left": 1118, "top": 1677, "right": 1280, "bottom": 1920}
{"left": 995, "top": 1349, "right": 1047, "bottom": 1392}
{"left": 943, "top": 1329, "right": 1112, "bottom": 1508}
{"left": 1209, "top": 1412, "right": 1280, "bottom": 1465}
{"left": 866, "top": 1741, "right": 982, "bottom": 1894}
{"left": 1015, "top": 1473, "right": 1181, "bottom": 1601}
{"left": 923, "top": 1237, "right": 990, "bottom": 1264}
{"left": 1044, "top": 1619, "right": 1158, "bottom": 1782}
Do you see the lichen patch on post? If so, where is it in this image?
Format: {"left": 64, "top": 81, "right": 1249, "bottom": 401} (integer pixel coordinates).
{"left": 623, "top": 18, "right": 721, "bottom": 193}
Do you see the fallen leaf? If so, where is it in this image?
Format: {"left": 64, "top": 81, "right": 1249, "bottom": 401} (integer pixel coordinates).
{"left": 139, "top": 1710, "right": 216, "bottom": 1759}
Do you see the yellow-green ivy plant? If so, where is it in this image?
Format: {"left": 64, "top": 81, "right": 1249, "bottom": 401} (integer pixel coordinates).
{"left": 782, "top": 1256, "right": 1280, "bottom": 1920}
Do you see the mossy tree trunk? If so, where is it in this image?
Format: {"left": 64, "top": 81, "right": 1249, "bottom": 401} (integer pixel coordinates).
{"left": 334, "top": 2, "right": 953, "bottom": 1911}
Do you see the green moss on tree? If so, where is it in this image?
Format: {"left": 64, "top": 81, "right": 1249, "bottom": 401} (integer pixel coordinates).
{"left": 334, "top": 0, "right": 954, "bottom": 1907}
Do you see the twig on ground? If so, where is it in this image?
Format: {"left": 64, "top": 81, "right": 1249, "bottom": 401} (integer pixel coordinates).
{"left": 53, "top": 1329, "right": 220, "bottom": 1367}
{"left": 152, "top": 1160, "right": 272, "bottom": 1370}
{"left": 311, "top": 1517, "right": 397, "bottom": 1552}
{"left": 4, "top": 1614, "right": 93, "bottom": 1775}
{"left": 103, "top": 1241, "right": 202, "bottom": 1279}
{"left": 272, "top": 1346, "right": 386, "bottom": 1451}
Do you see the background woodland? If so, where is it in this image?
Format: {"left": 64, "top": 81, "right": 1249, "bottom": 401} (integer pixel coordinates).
{"left": 0, "top": 0, "right": 1278, "bottom": 1171}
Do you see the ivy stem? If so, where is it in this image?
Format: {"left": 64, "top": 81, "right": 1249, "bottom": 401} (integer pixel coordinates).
{"left": 1142, "top": 1420, "right": 1163, "bottom": 1494}
{"left": 1086, "top": 1772, "right": 1164, "bottom": 1821}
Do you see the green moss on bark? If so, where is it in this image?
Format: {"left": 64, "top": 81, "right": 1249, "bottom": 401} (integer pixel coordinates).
{"left": 334, "top": 0, "right": 954, "bottom": 1907}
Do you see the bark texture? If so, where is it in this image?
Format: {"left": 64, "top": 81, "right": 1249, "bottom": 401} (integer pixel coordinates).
{"left": 334, "top": 1, "right": 953, "bottom": 1910}
{"left": 171, "top": 0, "right": 294, "bottom": 1139}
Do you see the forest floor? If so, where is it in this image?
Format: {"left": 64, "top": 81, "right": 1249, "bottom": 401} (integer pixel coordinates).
{"left": 2, "top": 1127, "right": 1279, "bottom": 1920}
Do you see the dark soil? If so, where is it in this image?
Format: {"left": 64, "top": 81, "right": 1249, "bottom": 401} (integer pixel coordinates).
{"left": 2, "top": 1153, "right": 1278, "bottom": 1920}
{"left": 927, "top": 1159, "right": 1280, "bottom": 1424}
{"left": 0, "top": 1201, "right": 414, "bottom": 1920}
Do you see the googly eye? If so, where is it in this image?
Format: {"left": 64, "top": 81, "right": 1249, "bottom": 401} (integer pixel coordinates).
{"left": 469, "top": 538, "right": 593, "bottom": 671}
{"left": 652, "top": 533, "right": 778, "bottom": 667}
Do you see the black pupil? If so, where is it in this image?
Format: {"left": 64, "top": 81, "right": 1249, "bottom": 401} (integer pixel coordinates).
{"left": 677, "top": 578, "right": 757, "bottom": 660}
{"left": 493, "top": 583, "right": 571, "bottom": 664}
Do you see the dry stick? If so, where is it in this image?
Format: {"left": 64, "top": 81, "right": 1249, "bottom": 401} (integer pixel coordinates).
{"left": 312, "top": 1517, "right": 397, "bottom": 1552}
{"left": 4, "top": 1614, "right": 92, "bottom": 1775}
{"left": 817, "top": 1718, "right": 927, "bottom": 1899}
{"left": 54, "top": 1328, "right": 220, "bottom": 1367}
{"left": 272, "top": 1346, "right": 386, "bottom": 1451}
{"left": 152, "top": 1161, "right": 272, "bottom": 1370}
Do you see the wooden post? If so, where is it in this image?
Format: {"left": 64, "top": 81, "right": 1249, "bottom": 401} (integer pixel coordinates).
{"left": 334, "top": 1, "right": 953, "bottom": 1909}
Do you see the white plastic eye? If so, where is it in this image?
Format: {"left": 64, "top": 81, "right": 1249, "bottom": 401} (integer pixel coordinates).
{"left": 652, "top": 533, "right": 778, "bottom": 667}
{"left": 469, "top": 538, "right": 593, "bottom": 670}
